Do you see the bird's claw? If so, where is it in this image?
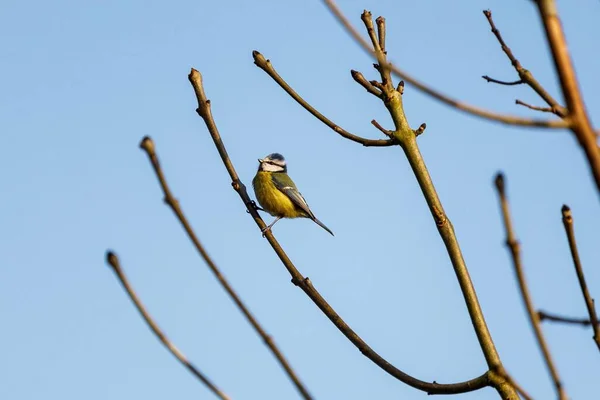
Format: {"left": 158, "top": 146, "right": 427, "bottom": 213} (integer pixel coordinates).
{"left": 261, "top": 226, "right": 271, "bottom": 237}
{"left": 247, "top": 200, "right": 264, "bottom": 213}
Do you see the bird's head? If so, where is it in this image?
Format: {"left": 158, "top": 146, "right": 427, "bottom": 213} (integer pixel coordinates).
{"left": 258, "top": 153, "right": 287, "bottom": 173}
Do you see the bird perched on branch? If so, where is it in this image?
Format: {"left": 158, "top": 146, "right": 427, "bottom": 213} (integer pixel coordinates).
{"left": 252, "top": 153, "right": 334, "bottom": 236}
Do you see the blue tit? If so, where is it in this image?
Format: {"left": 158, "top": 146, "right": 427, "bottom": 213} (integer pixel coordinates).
{"left": 252, "top": 153, "right": 334, "bottom": 236}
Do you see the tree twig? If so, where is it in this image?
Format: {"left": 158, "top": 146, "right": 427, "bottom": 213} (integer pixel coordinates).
{"left": 350, "top": 69, "right": 382, "bottom": 98}
{"left": 138, "top": 137, "right": 313, "bottom": 400}
{"left": 494, "top": 173, "right": 567, "bottom": 400}
{"left": 188, "top": 67, "right": 492, "bottom": 395}
{"left": 252, "top": 51, "right": 394, "bottom": 147}
{"left": 105, "top": 251, "right": 231, "bottom": 400}
{"left": 321, "top": 0, "right": 567, "bottom": 129}
{"left": 482, "top": 9, "right": 567, "bottom": 118}
{"left": 538, "top": 310, "right": 595, "bottom": 327}
{"left": 561, "top": 205, "right": 600, "bottom": 351}
{"left": 515, "top": 100, "right": 554, "bottom": 113}
{"left": 482, "top": 76, "right": 523, "bottom": 86}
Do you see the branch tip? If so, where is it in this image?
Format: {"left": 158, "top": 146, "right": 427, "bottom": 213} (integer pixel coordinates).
{"left": 415, "top": 123, "right": 427, "bottom": 136}
{"left": 494, "top": 172, "right": 505, "bottom": 194}
{"left": 561, "top": 204, "right": 571, "bottom": 220}
{"left": 140, "top": 136, "right": 155, "bottom": 154}
{"left": 106, "top": 250, "right": 119, "bottom": 270}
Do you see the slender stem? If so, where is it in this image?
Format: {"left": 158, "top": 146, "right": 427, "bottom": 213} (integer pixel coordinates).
{"left": 350, "top": 69, "right": 382, "bottom": 98}
{"left": 252, "top": 51, "right": 394, "bottom": 147}
{"left": 482, "top": 76, "right": 524, "bottom": 86}
{"left": 516, "top": 100, "right": 553, "bottom": 113}
{"left": 321, "top": 0, "right": 568, "bottom": 129}
{"left": 535, "top": 0, "right": 600, "bottom": 195}
{"left": 138, "top": 137, "right": 313, "bottom": 400}
{"left": 494, "top": 173, "right": 567, "bottom": 400}
{"left": 561, "top": 205, "right": 600, "bottom": 351}
{"left": 105, "top": 251, "right": 230, "bottom": 400}
{"left": 188, "top": 68, "right": 492, "bottom": 395}
{"left": 538, "top": 310, "right": 595, "bottom": 327}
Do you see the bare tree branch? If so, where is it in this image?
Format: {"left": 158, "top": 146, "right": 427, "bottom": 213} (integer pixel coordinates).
{"left": 482, "top": 76, "right": 524, "bottom": 86}
{"left": 321, "top": 0, "right": 568, "bottom": 129}
{"left": 105, "top": 251, "right": 231, "bottom": 400}
{"left": 252, "top": 51, "right": 394, "bottom": 147}
{"left": 138, "top": 137, "right": 313, "bottom": 400}
{"left": 355, "top": 12, "right": 519, "bottom": 399}
{"left": 538, "top": 310, "right": 595, "bottom": 327}
{"left": 535, "top": 0, "right": 600, "bottom": 195}
{"left": 494, "top": 173, "right": 567, "bottom": 400}
{"left": 482, "top": 9, "right": 567, "bottom": 118}
{"left": 188, "top": 67, "right": 493, "bottom": 395}
{"left": 515, "top": 100, "right": 554, "bottom": 113}
{"left": 561, "top": 205, "right": 600, "bottom": 351}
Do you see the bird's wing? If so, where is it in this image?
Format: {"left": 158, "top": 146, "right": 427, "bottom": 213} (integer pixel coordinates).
{"left": 271, "top": 173, "right": 315, "bottom": 218}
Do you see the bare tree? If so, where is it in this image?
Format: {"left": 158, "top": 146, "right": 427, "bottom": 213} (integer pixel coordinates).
{"left": 105, "top": 2, "right": 598, "bottom": 399}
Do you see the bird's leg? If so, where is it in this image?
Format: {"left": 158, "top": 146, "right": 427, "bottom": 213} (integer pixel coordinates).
{"left": 261, "top": 216, "right": 282, "bottom": 237}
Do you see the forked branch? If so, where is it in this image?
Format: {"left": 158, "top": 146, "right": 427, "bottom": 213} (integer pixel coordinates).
{"left": 105, "top": 251, "right": 231, "bottom": 400}
{"left": 138, "top": 137, "right": 313, "bottom": 400}
{"left": 321, "top": 0, "right": 567, "bottom": 129}
{"left": 561, "top": 205, "right": 600, "bottom": 351}
{"left": 494, "top": 173, "right": 567, "bottom": 400}
{"left": 188, "top": 67, "right": 493, "bottom": 395}
{"left": 482, "top": 10, "right": 567, "bottom": 118}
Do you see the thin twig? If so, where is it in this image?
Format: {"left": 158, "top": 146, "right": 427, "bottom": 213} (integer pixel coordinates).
{"left": 350, "top": 69, "right": 382, "bottom": 97}
{"left": 252, "top": 51, "right": 394, "bottom": 147}
{"left": 370, "top": 119, "right": 393, "bottom": 138}
{"left": 538, "top": 310, "right": 594, "bottom": 327}
{"left": 494, "top": 173, "right": 567, "bottom": 400}
{"left": 561, "top": 205, "right": 600, "bottom": 351}
{"left": 321, "top": 0, "right": 567, "bottom": 129}
{"left": 105, "top": 251, "right": 230, "bottom": 400}
{"left": 482, "top": 76, "right": 523, "bottom": 86}
{"left": 515, "top": 100, "right": 554, "bottom": 113}
{"left": 535, "top": 0, "right": 600, "bottom": 194}
{"left": 188, "top": 67, "right": 492, "bottom": 395}
{"left": 138, "top": 137, "right": 313, "bottom": 400}
{"left": 482, "top": 10, "right": 567, "bottom": 118}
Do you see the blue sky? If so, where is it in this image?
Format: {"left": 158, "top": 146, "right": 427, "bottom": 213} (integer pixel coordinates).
{"left": 1, "top": 0, "right": 599, "bottom": 399}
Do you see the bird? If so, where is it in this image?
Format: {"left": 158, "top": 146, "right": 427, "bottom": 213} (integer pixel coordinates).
{"left": 252, "top": 153, "right": 334, "bottom": 236}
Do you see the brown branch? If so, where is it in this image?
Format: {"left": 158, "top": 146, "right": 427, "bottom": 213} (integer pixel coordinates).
{"left": 538, "top": 310, "right": 595, "bottom": 327}
{"left": 188, "top": 67, "right": 492, "bottom": 395}
{"left": 535, "top": 0, "right": 600, "bottom": 195}
{"left": 494, "top": 173, "right": 567, "bottom": 400}
{"left": 321, "top": 0, "right": 567, "bottom": 129}
{"left": 515, "top": 100, "right": 554, "bottom": 113}
{"left": 561, "top": 205, "right": 600, "bottom": 351}
{"left": 105, "top": 251, "right": 230, "bottom": 400}
{"left": 482, "top": 76, "right": 524, "bottom": 86}
{"left": 252, "top": 51, "right": 394, "bottom": 147}
{"left": 483, "top": 10, "right": 568, "bottom": 118}
{"left": 138, "top": 137, "right": 313, "bottom": 400}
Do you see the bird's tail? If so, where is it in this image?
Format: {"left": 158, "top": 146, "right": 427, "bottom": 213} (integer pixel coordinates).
{"left": 312, "top": 217, "right": 334, "bottom": 236}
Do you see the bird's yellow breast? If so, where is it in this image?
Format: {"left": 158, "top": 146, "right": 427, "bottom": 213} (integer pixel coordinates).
{"left": 252, "top": 171, "right": 304, "bottom": 218}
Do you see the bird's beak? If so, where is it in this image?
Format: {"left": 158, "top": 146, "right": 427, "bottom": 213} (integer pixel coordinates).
{"left": 258, "top": 158, "right": 264, "bottom": 163}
